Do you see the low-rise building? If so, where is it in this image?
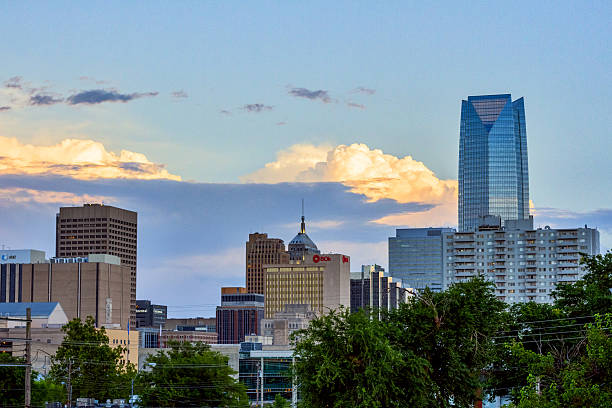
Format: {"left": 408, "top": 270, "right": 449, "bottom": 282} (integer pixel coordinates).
{"left": 216, "top": 287, "right": 264, "bottom": 344}
{"left": 135, "top": 300, "right": 167, "bottom": 328}
{"left": 0, "top": 302, "right": 68, "bottom": 328}
{"left": 261, "top": 304, "right": 316, "bottom": 346}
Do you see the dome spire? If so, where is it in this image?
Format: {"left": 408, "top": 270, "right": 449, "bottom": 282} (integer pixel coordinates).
{"left": 300, "top": 198, "right": 306, "bottom": 234}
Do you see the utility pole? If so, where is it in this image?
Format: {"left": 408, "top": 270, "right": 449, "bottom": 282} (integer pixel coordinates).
{"left": 25, "top": 307, "right": 31, "bottom": 408}
{"left": 67, "top": 357, "right": 73, "bottom": 408}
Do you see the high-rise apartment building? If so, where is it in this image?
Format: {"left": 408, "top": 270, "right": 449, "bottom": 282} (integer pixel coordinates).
{"left": 388, "top": 228, "right": 455, "bottom": 291}
{"left": 459, "top": 94, "right": 529, "bottom": 231}
{"left": 446, "top": 216, "right": 599, "bottom": 304}
{"left": 56, "top": 204, "right": 137, "bottom": 326}
{"left": 216, "top": 287, "right": 264, "bottom": 344}
{"left": 246, "top": 233, "right": 289, "bottom": 294}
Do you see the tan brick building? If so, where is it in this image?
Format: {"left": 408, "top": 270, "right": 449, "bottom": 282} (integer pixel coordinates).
{"left": 246, "top": 233, "right": 289, "bottom": 294}
{"left": 56, "top": 204, "right": 137, "bottom": 326}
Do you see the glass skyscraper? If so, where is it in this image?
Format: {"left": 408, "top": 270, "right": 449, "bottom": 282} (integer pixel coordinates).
{"left": 458, "top": 94, "right": 529, "bottom": 231}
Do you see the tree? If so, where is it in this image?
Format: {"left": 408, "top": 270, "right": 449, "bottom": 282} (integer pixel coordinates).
{"left": 32, "top": 377, "right": 66, "bottom": 407}
{"left": 553, "top": 251, "right": 612, "bottom": 318}
{"left": 505, "top": 313, "right": 611, "bottom": 407}
{"left": 293, "top": 277, "right": 506, "bottom": 408}
{"left": 49, "top": 316, "right": 133, "bottom": 403}
{"left": 293, "top": 307, "right": 429, "bottom": 408}
{"left": 0, "top": 352, "right": 26, "bottom": 407}
{"left": 272, "top": 393, "right": 292, "bottom": 408}
{"left": 386, "top": 277, "right": 506, "bottom": 408}
{"left": 137, "top": 340, "right": 249, "bottom": 407}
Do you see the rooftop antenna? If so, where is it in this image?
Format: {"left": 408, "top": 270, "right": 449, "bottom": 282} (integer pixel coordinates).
{"left": 300, "top": 198, "right": 306, "bottom": 234}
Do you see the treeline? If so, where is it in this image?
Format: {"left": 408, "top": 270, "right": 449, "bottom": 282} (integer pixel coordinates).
{"left": 292, "top": 252, "right": 612, "bottom": 408}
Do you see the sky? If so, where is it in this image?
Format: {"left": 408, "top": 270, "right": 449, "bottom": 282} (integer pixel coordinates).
{"left": 1, "top": 1, "right": 610, "bottom": 316}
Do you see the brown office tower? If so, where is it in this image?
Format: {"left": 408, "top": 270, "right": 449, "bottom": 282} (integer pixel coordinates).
{"left": 246, "top": 233, "right": 289, "bottom": 294}
{"left": 56, "top": 204, "right": 137, "bottom": 326}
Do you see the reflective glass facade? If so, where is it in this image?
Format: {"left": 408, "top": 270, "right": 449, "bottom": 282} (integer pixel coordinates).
{"left": 459, "top": 94, "right": 529, "bottom": 231}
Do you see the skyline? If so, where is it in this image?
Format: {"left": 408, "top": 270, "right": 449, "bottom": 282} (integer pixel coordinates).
{"left": 1, "top": 1, "right": 611, "bottom": 315}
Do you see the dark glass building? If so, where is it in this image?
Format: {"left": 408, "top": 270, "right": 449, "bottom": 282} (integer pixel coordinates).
{"left": 135, "top": 300, "right": 167, "bottom": 328}
{"left": 459, "top": 94, "right": 529, "bottom": 231}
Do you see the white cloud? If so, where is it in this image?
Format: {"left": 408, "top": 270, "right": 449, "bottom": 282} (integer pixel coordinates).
{"left": 0, "top": 136, "right": 181, "bottom": 181}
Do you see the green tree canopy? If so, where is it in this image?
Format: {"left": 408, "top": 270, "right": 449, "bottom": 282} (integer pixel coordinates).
{"left": 293, "top": 277, "right": 505, "bottom": 408}
{"left": 49, "top": 316, "right": 134, "bottom": 403}
{"left": 137, "top": 340, "right": 248, "bottom": 407}
{"left": 0, "top": 352, "right": 26, "bottom": 407}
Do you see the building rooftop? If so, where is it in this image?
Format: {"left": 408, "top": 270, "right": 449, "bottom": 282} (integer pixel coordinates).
{"left": 0, "top": 302, "right": 62, "bottom": 318}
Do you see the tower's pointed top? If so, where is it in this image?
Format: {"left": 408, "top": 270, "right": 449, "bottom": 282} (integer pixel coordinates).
{"left": 300, "top": 199, "right": 306, "bottom": 234}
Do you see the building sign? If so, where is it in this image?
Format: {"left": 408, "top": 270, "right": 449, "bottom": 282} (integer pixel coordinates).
{"left": 312, "top": 255, "right": 350, "bottom": 263}
{"left": 312, "top": 255, "right": 331, "bottom": 263}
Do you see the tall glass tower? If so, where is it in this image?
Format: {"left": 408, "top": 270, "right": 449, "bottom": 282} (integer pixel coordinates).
{"left": 458, "top": 94, "right": 529, "bottom": 231}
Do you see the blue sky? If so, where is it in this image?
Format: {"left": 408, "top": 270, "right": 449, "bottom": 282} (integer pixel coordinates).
{"left": 1, "top": 1, "right": 610, "bottom": 315}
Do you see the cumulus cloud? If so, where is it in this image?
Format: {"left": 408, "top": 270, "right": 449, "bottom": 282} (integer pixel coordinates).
{"left": 288, "top": 87, "right": 332, "bottom": 103}
{"left": 243, "top": 143, "right": 457, "bottom": 204}
{"left": 66, "top": 89, "right": 159, "bottom": 105}
{"left": 29, "top": 94, "right": 64, "bottom": 106}
{"left": 352, "top": 86, "right": 375, "bottom": 95}
{"left": 0, "top": 136, "right": 181, "bottom": 181}
{"left": 171, "top": 90, "right": 188, "bottom": 98}
{"left": 242, "top": 103, "right": 273, "bottom": 113}
{"left": 243, "top": 143, "right": 458, "bottom": 227}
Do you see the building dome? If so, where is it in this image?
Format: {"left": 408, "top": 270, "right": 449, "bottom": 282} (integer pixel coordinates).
{"left": 288, "top": 215, "right": 320, "bottom": 260}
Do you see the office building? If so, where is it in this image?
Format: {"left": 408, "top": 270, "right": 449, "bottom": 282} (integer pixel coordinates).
{"left": 56, "top": 203, "right": 138, "bottom": 326}
{"left": 216, "top": 287, "right": 265, "bottom": 344}
{"left": 459, "top": 94, "right": 529, "bottom": 231}
{"left": 388, "top": 228, "right": 455, "bottom": 291}
{"left": 0, "top": 249, "right": 46, "bottom": 264}
{"left": 246, "top": 233, "right": 290, "bottom": 294}
{"left": 264, "top": 253, "right": 350, "bottom": 318}
{"left": 261, "top": 304, "right": 316, "bottom": 345}
{"left": 135, "top": 300, "right": 167, "bottom": 328}
{"left": 164, "top": 317, "right": 216, "bottom": 332}
{"left": 350, "top": 265, "right": 408, "bottom": 314}
{"left": 446, "top": 216, "right": 599, "bottom": 303}
{"left": 287, "top": 215, "right": 320, "bottom": 261}
{"left": 239, "top": 348, "right": 295, "bottom": 404}
{"left": 0, "top": 256, "right": 132, "bottom": 328}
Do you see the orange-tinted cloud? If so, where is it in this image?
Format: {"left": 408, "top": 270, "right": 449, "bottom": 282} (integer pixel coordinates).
{"left": 0, "top": 187, "right": 112, "bottom": 205}
{"left": 243, "top": 143, "right": 458, "bottom": 227}
{"left": 0, "top": 136, "right": 181, "bottom": 181}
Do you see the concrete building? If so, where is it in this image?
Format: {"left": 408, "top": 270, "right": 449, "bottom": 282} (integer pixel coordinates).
{"left": 239, "top": 347, "right": 295, "bottom": 404}
{"left": 56, "top": 203, "right": 138, "bottom": 326}
{"left": 0, "top": 249, "right": 47, "bottom": 264}
{"left": 0, "top": 258, "right": 132, "bottom": 329}
{"left": 216, "top": 287, "right": 264, "bottom": 344}
{"left": 246, "top": 233, "right": 290, "bottom": 295}
{"left": 160, "top": 330, "right": 217, "bottom": 346}
{"left": 136, "top": 300, "right": 167, "bottom": 328}
{"left": 261, "top": 304, "right": 316, "bottom": 346}
{"left": 446, "top": 216, "right": 600, "bottom": 303}
{"left": 106, "top": 328, "right": 139, "bottom": 366}
{"left": 388, "top": 228, "right": 455, "bottom": 292}
{"left": 350, "top": 265, "right": 408, "bottom": 315}
{"left": 264, "top": 253, "right": 350, "bottom": 318}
